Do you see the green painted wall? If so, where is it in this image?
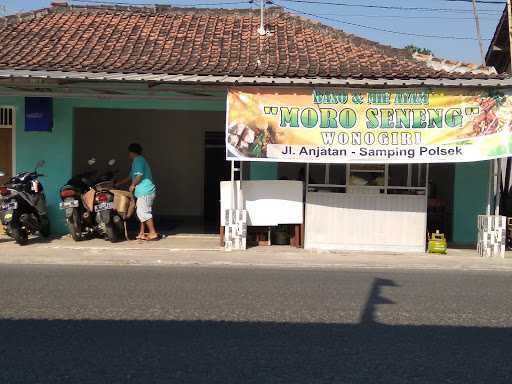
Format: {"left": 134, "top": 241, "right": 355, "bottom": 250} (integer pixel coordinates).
{"left": 62, "top": 97, "right": 226, "bottom": 112}
{"left": 452, "top": 161, "right": 490, "bottom": 245}
{"left": 17, "top": 99, "right": 74, "bottom": 235}
{"left": 249, "top": 163, "right": 278, "bottom": 180}
{"left": 0, "top": 97, "right": 81, "bottom": 235}
{"left": 2, "top": 95, "right": 225, "bottom": 236}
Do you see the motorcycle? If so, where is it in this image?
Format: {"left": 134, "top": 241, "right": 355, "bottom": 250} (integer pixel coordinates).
{"left": 60, "top": 159, "right": 135, "bottom": 243}
{"left": 0, "top": 161, "right": 50, "bottom": 245}
{"left": 59, "top": 158, "right": 98, "bottom": 241}
{"left": 91, "top": 159, "right": 136, "bottom": 243}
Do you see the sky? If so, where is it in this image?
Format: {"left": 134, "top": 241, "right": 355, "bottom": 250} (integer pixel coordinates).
{"left": 0, "top": 0, "right": 506, "bottom": 64}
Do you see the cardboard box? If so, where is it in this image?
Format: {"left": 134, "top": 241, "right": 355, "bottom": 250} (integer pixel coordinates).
{"left": 225, "top": 209, "right": 235, "bottom": 225}
{"left": 477, "top": 215, "right": 506, "bottom": 258}
{"left": 232, "top": 237, "right": 247, "bottom": 250}
{"left": 236, "top": 209, "right": 247, "bottom": 223}
{"left": 224, "top": 209, "right": 248, "bottom": 251}
{"left": 224, "top": 240, "right": 233, "bottom": 251}
{"left": 225, "top": 225, "right": 235, "bottom": 241}
{"left": 237, "top": 222, "right": 247, "bottom": 237}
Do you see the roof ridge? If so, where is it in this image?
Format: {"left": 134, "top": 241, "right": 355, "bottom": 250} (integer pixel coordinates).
{"left": 63, "top": 4, "right": 265, "bottom": 14}
{"left": 0, "top": 3, "right": 273, "bottom": 25}
{"left": 0, "top": 7, "right": 53, "bottom": 25}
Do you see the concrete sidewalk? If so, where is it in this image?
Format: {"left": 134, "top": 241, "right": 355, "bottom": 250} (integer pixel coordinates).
{"left": 1, "top": 234, "right": 512, "bottom": 271}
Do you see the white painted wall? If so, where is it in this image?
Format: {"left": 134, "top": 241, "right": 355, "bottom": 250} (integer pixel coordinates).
{"left": 74, "top": 108, "right": 225, "bottom": 217}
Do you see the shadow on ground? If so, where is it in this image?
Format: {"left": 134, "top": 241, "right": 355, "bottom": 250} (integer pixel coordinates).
{"left": 0, "top": 277, "right": 511, "bottom": 383}
{"left": 0, "top": 319, "right": 511, "bottom": 383}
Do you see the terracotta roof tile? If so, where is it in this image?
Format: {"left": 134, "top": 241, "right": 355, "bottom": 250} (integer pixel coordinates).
{"left": 0, "top": 4, "right": 502, "bottom": 80}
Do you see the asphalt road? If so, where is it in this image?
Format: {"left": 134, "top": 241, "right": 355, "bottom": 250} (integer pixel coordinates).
{"left": 0, "top": 264, "right": 511, "bottom": 383}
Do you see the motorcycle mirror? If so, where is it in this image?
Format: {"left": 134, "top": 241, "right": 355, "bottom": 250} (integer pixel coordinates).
{"left": 35, "top": 160, "right": 45, "bottom": 170}
{"left": 0, "top": 171, "right": 5, "bottom": 177}
{"left": 88, "top": 158, "right": 97, "bottom": 166}
{"left": 108, "top": 159, "right": 116, "bottom": 166}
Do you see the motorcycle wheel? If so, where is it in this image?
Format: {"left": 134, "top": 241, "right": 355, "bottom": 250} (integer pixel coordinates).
{"left": 66, "top": 210, "right": 81, "bottom": 241}
{"left": 9, "top": 225, "right": 28, "bottom": 246}
{"left": 105, "top": 223, "right": 119, "bottom": 243}
{"left": 39, "top": 215, "right": 51, "bottom": 238}
{"left": 114, "top": 217, "right": 126, "bottom": 241}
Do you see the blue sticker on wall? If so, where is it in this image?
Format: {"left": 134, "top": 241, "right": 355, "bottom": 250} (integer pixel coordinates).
{"left": 25, "top": 97, "right": 53, "bottom": 132}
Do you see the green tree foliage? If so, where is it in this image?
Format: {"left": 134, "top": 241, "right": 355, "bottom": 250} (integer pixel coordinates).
{"left": 404, "top": 44, "right": 433, "bottom": 55}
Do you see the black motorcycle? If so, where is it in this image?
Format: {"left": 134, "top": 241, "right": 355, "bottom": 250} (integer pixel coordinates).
{"left": 0, "top": 161, "right": 50, "bottom": 245}
{"left": 59, "top": 167, "right": 97, "bottom": 241}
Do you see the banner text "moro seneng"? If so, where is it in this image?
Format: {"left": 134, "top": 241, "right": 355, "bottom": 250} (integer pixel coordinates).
{"left": 261, "top": 90, "right": 479, "bottom": 130}
{"left": 271, "top": 106, "right": 477, "bottom": 130}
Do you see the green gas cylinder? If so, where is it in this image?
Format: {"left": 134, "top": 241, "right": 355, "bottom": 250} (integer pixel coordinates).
{"left": 428, "top": 231, "right": 447, "bottom": 254}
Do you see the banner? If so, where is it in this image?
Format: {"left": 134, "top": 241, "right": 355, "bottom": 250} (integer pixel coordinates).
{"left": 226, "top": 87, "right": 512, "bottom": 163}
{"left": 25, "top": 97, "right": 53, "bottom": 132}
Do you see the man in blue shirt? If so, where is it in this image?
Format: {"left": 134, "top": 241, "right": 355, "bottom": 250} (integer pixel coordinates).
{"left": 118, "top": 143, "right": 159, "bottom": 241}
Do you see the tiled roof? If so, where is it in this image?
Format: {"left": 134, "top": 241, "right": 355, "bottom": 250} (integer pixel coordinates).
{"left": 413, "top": 53, "right": 497, "bottom": 76}
{"left": 0, "top": 4, "right": 503, "bottom": 80}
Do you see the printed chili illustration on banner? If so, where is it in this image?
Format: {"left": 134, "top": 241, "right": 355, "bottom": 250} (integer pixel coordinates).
{"left": 226, "top": 87, "right": 512, "bottom": 163}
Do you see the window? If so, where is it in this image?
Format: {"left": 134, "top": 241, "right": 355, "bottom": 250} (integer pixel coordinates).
{"left": 0, "top": 106, "right": 15, "bottom": 128}
{"left": 306, "top": 163, "right": 428, "bottom": 195}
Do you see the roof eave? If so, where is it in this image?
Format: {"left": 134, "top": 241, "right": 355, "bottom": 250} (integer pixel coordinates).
{"left": 0, "top": 69, "right": 509, "bottom": 88}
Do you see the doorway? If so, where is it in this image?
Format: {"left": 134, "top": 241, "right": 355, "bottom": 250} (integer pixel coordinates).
{"left": 74, "top": 107, "right": 226, "bottom": 235}
{"left": 204, "top": 132, "right": 230, "bottom": 224}
{"left": 0, "top": 128, "right": 12, "bottom": 184}
{"left": 0, "top": 124, "right": 13, "bottom": 235}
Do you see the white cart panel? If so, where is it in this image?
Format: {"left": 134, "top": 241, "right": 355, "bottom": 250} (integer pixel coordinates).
{"left": 220, "top": 180, "right": 303, "bottom": 226}
{"left": 305, "top": 191, "right": 427, "bottom": 252}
